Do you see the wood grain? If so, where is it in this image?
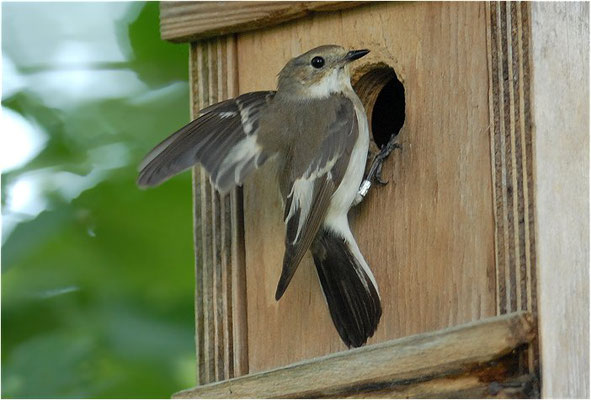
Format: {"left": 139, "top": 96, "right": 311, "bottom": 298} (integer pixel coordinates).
{"left": 238, "top": 1, "right": 496, "bottom": 373}
{"left": 338, "top": 374, "right": 537, "bottom": 399}
{"left": 529, "top": 2, "right": 590, "bottom": 397}
{"left": 486, "top": 1, "right": 536, "bottom": 319}
{"left": 485, "top": 2, "right": 538, "bottom": 375}
{"left": 173, "top": 312, "right": 535, "bottom": 398}
{"left": 160, "top": 2, "right": 365, "bottom": 42}
{"left": 190, "top": 36, "right": 249, "bottom": 385}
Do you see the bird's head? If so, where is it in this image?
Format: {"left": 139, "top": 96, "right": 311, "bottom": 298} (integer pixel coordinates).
{"left": 277, "top": 45, "right": 369, "bottom": 99}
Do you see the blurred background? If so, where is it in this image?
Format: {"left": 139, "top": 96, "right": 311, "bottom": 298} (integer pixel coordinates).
{"left": 2, "top": 2, "right": 196, "bottom": 397}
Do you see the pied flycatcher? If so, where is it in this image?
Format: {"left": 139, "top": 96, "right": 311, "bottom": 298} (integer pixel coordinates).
{"left": 138, "top": 45, "right": 381, "bottom": 348}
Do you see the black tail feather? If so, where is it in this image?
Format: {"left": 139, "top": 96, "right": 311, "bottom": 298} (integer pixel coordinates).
{"left": 312, "top": 229, "right": 382, "bottom": 348}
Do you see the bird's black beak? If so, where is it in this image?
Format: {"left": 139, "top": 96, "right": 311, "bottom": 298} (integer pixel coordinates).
{"left": 344, "top": 49, "right": 370, "bottom": 62}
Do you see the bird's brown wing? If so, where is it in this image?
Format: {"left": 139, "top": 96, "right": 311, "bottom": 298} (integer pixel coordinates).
{"left": 275, "top": 97, "right": 359, "bottom": 300}
{"left": 137, "top": 91, "right": 275, "bottom": 193}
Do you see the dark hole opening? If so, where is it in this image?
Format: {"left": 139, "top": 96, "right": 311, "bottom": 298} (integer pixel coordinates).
{"left": 372, "top": 76, "right": 405, "bottom": 148}
{"left": 353, "top": 66, "right": 406, "bottom": 149}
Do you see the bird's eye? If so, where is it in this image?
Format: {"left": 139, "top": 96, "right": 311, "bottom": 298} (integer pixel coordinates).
{"left": 311, "top": 56, "right": 325, "bottom": 69}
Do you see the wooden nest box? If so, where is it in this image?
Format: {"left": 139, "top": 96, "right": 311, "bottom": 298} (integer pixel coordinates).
{"left": 159, "top": 2, "right": 589, "bottom": 398}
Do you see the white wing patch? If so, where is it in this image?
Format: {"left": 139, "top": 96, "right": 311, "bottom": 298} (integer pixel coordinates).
{"left": 285, "top": 178, "right": 314, "bottom": 243}
{"left": 237, "top": 101, "right": 256, "bottom": 134}
{"left": 303, "top": 156, "right": 337, "bottom": 180}
{"left": 216, "top": 135, "right": 262, "bottom": 186}
{"left": 285, "top": 157, "right": 337, "bottom": 244}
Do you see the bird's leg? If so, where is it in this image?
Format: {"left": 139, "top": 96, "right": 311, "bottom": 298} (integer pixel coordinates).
{"left": 369, "top": 137, "right": 402, "bottom": 185}
{"left": 353, "top": 134, "right": 402, "bottom": 206}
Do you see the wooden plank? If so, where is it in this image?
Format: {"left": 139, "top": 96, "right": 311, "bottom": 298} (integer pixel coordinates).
{"left": 485, "top": 1, "right": 538, "bottom": 374}
{"left": 160, "top": 2, "right": 365, "bottom": 42}
{"left": 486, "top": 1, "right": 537, "bottom": 319}
{"left": 529, "top": 2, "right": 590, "bottom": 398}
{"left": 190, "top": 36, "right": 249, "bottom": 385}
{"left": 192, "top": 41, "right": 215, "bottom": 385}
{"left": 238, "top": 1, "right": 496, "bottom": 372}
{"left": 173, "top": 312, "right": 535, "bottom": 398}
{"left": 188, "top": 34, "right": 203, "bottom": 386}
{"left": 223, "top": 34, "right": 250, "bottom": 379}
{"left": 338, "top": 373, "right": 538, "bottom": 399}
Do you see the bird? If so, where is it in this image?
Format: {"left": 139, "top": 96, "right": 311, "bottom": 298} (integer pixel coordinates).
{"left": 138, "top": 45, "right": 382, "bottom": 348}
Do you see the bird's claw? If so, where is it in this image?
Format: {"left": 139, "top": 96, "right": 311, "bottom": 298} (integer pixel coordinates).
{"left": 355, "top": 134, "right": 402, "bottom": 205}
{"left": 373, "top": 153, "right": 390, "bottom": 185}
{"left": 375, "top": 169, "right": 388, "bottom": 185}
{"left": 366, "top": 138, "right": 402, "bottom": 186}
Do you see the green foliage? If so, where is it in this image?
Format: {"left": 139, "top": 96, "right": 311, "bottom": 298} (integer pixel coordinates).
{"left": 2, "top": 2, "right": 196, "bottom": 397}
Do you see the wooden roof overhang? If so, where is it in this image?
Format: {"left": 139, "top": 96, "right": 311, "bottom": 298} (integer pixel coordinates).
{"left": 160, "top": 1, "right": 366, "bottom": 42}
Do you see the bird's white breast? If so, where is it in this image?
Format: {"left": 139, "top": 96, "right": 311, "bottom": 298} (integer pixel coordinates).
{"left": 325, "top": 93, "right": 370, "bottom": 223}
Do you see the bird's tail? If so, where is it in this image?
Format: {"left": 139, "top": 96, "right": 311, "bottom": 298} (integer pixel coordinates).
{"left": 311, "top": 226, "right": 382, "bottom": 348}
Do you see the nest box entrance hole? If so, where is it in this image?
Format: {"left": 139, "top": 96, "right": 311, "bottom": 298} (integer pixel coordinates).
{"left": 353, "top": 65, "right": 405, "bottom": 148}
